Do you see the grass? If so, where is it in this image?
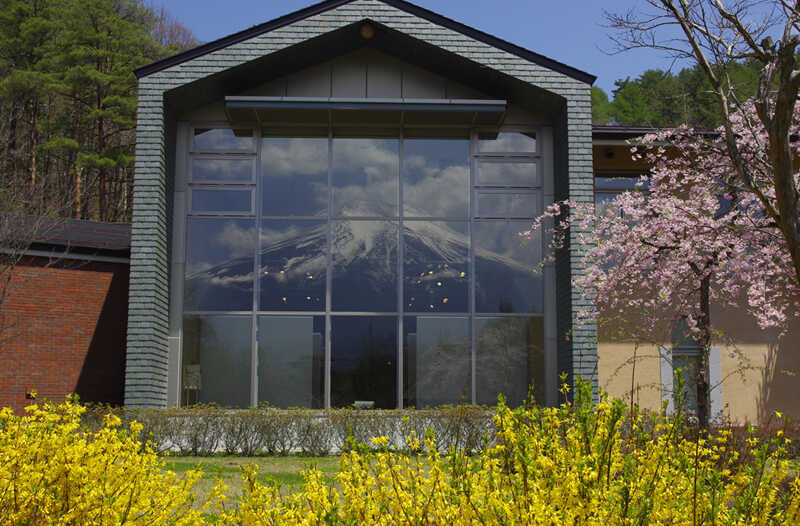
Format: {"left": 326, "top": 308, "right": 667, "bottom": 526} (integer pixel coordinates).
{"left": 163, "top": 455, "right": 341, "bottom": 506}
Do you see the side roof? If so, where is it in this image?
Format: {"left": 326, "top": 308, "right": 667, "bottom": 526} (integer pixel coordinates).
{"left": 134, "top": 0, "right": 595, "bottom": 85}
{"left": 8, "top": 216, "right": 131, "bottom": 252}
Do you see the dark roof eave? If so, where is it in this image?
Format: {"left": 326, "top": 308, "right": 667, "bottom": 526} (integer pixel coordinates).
{"left": 134, "top": 0, "right": 596, "bottom": 85}
{"left": 592, "top": 125, "right": 719, "bottom": 141}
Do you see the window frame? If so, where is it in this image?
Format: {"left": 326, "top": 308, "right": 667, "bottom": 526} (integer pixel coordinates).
{"left": 173, "top": 124, "right": 554, "bottom": 409}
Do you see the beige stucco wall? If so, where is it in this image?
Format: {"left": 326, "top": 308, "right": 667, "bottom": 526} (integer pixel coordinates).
{"left": 598, "top": 307, "right": 800, "bottom": 424}
{"left": 598, "top": 342, "right": 663, "bottom": 411}
{"left": 713, "top": 305, "right": 800, "bottom": 424}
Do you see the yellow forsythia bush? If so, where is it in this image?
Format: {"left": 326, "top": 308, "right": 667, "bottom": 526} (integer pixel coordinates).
{"left": 4, "top": 383, "right": 800, "bottom": 525}
{"left": 0, "top": 398, "right": 222, "bottom": 525}
{"left": 224, "top": 383, "right": 800, "bottom": 525}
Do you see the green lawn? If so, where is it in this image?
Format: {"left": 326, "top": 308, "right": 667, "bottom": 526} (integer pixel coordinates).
{"left": 163, "top": 455, "right": 341, "bottom": 506}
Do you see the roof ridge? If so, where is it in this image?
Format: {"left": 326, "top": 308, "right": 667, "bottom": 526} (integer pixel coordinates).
{"left": 134, "top": 0, "right": 595, "bottom": 85}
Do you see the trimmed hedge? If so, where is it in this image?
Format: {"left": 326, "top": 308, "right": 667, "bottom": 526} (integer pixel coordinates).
{"left": 80, "top": 404, "right": 496, "bottom": 456}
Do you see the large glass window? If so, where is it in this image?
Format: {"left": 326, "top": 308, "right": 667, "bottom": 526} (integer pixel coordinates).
{"left": 259, "top": 220, "right": 326, "bottom": 311}
{"left": 184, "top": 218, "right": 255, "bottom": 311}
{"left": 331, "top": 316, "right": 397, "bottom": 409}
{"left": 182, "top": 316, "right": 252, "bottom": 407}
{"left": 180, "top": 128, "right": 549, "bottom": 408}
{"left": 476, "top": 316, "right": 544, "bottom": 406}
{"left": 332, "top": 138, "right": 399, "bottom": 217}
{"left": 404, "top": 316, "right": 470, "bottom": 407}
{"left": 258, "top": 316, "right": 324, "bottom": 408}
{"left": 332, "top": 220, "right": 398, "bottom": 312}
{"left": 261, "top": 138, "right": 328, "bottom": 217}
{"left": 404, "top": 221, "right": 469, "bottom": 313}
{"left": 594, "top": 174, "right": 645, "bottom": 216}
{"left": 474, "top": 221, "right": 542, "bottom": 314}
{"left": 403, "top": 139, "right": 469, "bottom": 218}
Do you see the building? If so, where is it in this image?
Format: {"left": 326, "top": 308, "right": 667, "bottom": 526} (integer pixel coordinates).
{"left": 3, "top": 0, "right": 793, "bottom": 422}
{"left": 126, "top": 0, "right": 595, "bottom": 410}
{"left": 0, "top": 218, "right": 129, "bottom": 413}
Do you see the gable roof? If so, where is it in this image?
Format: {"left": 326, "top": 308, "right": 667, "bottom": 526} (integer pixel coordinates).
{"left": 135, "top": 0, "right": 595, "bottom": 85}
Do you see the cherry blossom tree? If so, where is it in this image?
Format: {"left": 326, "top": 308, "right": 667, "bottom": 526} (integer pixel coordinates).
{"left": 525, "top": 104, "right": 800, "bottom": 428}
{"left": 605, "top": 0, "right": 800, "bottom": 291}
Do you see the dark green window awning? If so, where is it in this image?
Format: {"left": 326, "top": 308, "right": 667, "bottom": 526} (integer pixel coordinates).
{"left": 225, "top": 96, "right": 507, "bottom": 128}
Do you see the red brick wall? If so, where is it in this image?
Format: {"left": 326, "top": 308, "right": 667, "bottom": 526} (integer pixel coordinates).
{"left": 0, "top": 256, "right": 128, "bottom": 412}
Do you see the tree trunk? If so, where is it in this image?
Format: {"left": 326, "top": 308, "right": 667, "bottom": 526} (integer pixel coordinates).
{"left": 74, "top": 166, "right": 82, "bottom": 219}
{"left": 5, "top": 102, "right": 18, "bottom": 181}
{"left": 695, "top": 274, "right": 712, "bottom": 430}
{"left": 97, "top": 113, "right": 106, "bottom": 221}
{"left": 71, "top": 99, "right": 82, "bottom": 219}
{"left": 28, "top": 100, "right": 38, "bottom": 211}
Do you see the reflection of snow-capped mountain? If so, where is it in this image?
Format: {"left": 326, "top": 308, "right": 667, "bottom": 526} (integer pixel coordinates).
{"left": 186, "top": 218, "right": 538, "bottom": 309}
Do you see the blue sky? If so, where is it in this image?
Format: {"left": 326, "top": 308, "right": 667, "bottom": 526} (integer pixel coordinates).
{"left": 166, "top": 0, "right": 690, "bottom": 96}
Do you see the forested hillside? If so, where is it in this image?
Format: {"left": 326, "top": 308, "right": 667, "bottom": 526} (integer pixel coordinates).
{"left": 592, "top": 60, "right": 762, "bottom": 128}
{"left": 0, "top": 1, "right": 766, "bottom": 222}
{"left": 0, "top": 0, "right": 196, "bottom": 222}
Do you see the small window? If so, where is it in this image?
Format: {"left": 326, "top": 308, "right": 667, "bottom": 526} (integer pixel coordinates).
{"left": 190, "top": 188, "right": 254, "bottom": 214}
{"left": 193, "top": 128, "right": 254, "bottom": 151}
{"left": 477, "top": 131, "right": 537, "bottom": 153}
{"left": 476, "top": 192, "right": 540, "bottom": 219}
{"left": 476, "top": 160, "right": 539, "bottom": 187}
{"left": 192, "top": 158, "right": 254, "bottom": 183}
{"left": 594, "top": 175, "right": 647, "bottom": 217}
{"left": 659, "top": 324, "right": 723, "bottom": 422}
{"left": 595, "top": 175, "right": 645, "bottom": 192}
{"left": 672, "top": 353, "right": 701, "bottom": 412}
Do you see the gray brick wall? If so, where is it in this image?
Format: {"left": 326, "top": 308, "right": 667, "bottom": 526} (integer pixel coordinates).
{"left": 126, "top": 0, "right": 597, "bottom": 407}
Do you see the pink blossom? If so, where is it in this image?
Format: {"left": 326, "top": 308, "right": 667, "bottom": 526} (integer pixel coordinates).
{"left": 525, "top": 104, "right": 800, "bottom": 343}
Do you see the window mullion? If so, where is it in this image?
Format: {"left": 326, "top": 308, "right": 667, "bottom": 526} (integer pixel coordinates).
{"left": 325, "top": 131, "right": 333, "bottom": 410}
{"left": 469, "top": 129, "right": 477, "bottom": 405}
{"left": 397, "top": 134, "right": 405, "bottom": 409}
{"left": 251, "top": 127, "right": 262, "bottom": 408}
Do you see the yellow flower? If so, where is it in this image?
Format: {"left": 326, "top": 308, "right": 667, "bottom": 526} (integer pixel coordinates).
{"left": 371, "top": 436, "right": 390, "bottom": 447}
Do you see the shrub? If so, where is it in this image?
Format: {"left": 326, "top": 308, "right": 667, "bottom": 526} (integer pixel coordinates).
{"left": 223, "top": 382, "right": 800, "bottom": 525}
{"left": 221, "top": 408, "right": 266, "bottom": 456}
{"left": 328, "top": 408, "right": 399, "bottom": 452}
{"left": 294, "top": 411, "right": 333, "bottom": 456}
{"left": 0, "top": 398, "right": 221, "bottom": 525}
{"left": 409, "top": 405, "right": 495, "bottom": 453}
{"left": 168, "top": 405, "right": 223, "bottom": 456}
